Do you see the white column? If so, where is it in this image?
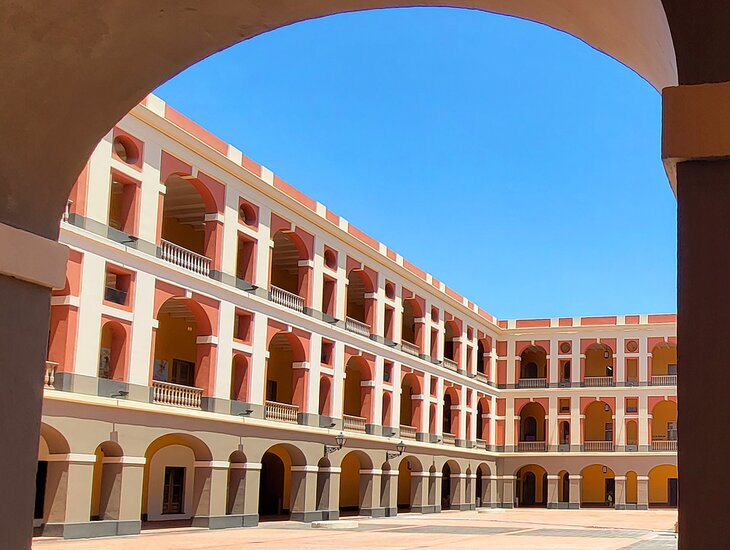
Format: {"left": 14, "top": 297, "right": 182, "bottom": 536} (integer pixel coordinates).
{"left": 435, "top": 376, "right": 444, "bottom": 436}
{"left": 310, "top": 236, "right": 325, "bottom": 316}
{"left": 136, "top": 139, "right": 164, "bottom": 244}
{"left": 307, "top": 333, "right": 322, "bottom": 414}
{"left": 638, "top": 394, "right": 650, "bottom": 448}
{"left": 638, "top": 335, "right": 649, "bottom": 384}
{"left": 489, "top": 396, "right": 497, "bottom": 448}
{"left": 248, "top": 313, "right": 269, "bottom": 405}
{"left": 458, "top": 383, "right": 467, "bottom": 439}
{"left": 334, "top": 254, "right": 347, "bottom": 321}
{"left": 393, "top": 362, "right": 402, "bottom": 426}
{"left": 505, "top": 397, "right": 516, "bottom": 448}
{"left": 468, "top": 390, "right": 477, "bottom": 442}
{"left": 615, "top": 394, "right": 626, "bottom": 447}
{"left": 506, "top": 339, "right": 516, "bottom": 386}
{"left": 488, "top": 340, "right": 497, "bottom": 383}
{"left": 128, "top": 271, "right": 156, "bottom": 386}
{"left": 571, "top": 338, "right": 581, "bottom": 385}
{"left": 85, "top": 132, "right": 114, "bottom": 225}
{"left": 219, "top": 183, "right": 241, "bottom": 278}
{"left": 548, "top": 337, "right": 559, "bottom": 385}
{"left": 570, "top": 398, "right": 581, "bottom": 447}
{"left": 372, "top": 356, "right": 384, "bottom": 426}
{"left": 255, "top": 205, "right": 272, "bottom": 288}
{"left": 547, "top": 395, "right": 558, "bottom": 448}
{"left": 615, "top": 336, "right": 626, "bottom": 384}
{"left": 212, "top": 301, "right": 234, "bottom": 399}
{"left": 331, "top": 341, "right": 345, "bottom": 419}
{"left": 74, "top": 253, "right": 106, "bottom": 377}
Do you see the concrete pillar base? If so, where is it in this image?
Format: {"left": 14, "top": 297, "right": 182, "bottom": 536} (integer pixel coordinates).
{"left": 290, "top": 511, "right": 323, "bottom": 522}
{"left": 191, "top": 514, "right": 259, "bottom": 529}
{"left": 39, "top": 520, "right": 141, "bottom": 539}
{"left": 383, "top": 507, "right": 398, "bottom": 517}
{"left": 360, "top": 507, "right": 386, "bottom": 518}
{"left": 320, "top": 510, "right": 339, "bottom": 520}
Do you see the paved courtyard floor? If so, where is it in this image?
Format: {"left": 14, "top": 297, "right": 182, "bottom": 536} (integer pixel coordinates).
{"left": 34, "top": 509, "right": 678, "bottom": 550}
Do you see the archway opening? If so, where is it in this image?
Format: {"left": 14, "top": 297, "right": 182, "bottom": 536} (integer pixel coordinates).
{"left": 265, "top": 331, "right": 306, "bottom": 416}
{"left": 581, "top": 464, "right": 615, "bottom": 508}
{"left": 399, "top": 373, "right": 421, "bottom": 433}
{"left": 98, "top": 321, "right": 128, "bottom": 381}
{"left": 584, "top": 400, "right": 614, "bottom": 451}
{"left": 259, "top": 446, "right": 293, "bottom": 521}
{"left": 558, "top": 470, "right": 570, "bottom": 503}
{"left": 518, "top": 402, "right": 546, "bottom": 450}
{"left": 343, "top": 357, "right": 372, "bottom": 429}
{"left": 651, "top": 400, "right": 678, "bottom": 451}
{"left": 649, "top": 464, "right": 679, "bottom": 508}
{"left": 90, "top": 441, "right": 124, "bottom": 522}
{"left": 585, "top": 343, "right": 614, "bottom": 380}
{"left": 519, "top": 346, "right": 547, "bottom": 383}
{"left": 270, "top": 231, "right": 306, "bottom": 299}
{"left": 515, "top": 464, "right": 547, "bottom": 507}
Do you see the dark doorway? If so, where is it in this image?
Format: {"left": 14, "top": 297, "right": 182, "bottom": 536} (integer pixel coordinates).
{"left": 605, "top": 478, "right": 616, "bottom": 507}
{"left": 162, "top": 466, "right": 185, "bottom": 514}
{"left": 34, "top": 461, "right": 48, "bottom": 520}
{"left": 561, "top": 473, "right": 570, "bottom": 503}
{"left": 522, "top": 472, "right": 536, "bottom": 506}
{"left": 259, "top": 452, "right": 286, "bottom": 518}
{"left": 669, "top": 478, "right": 678, "bottom": 507}
{"left": 441, "top": 463, "right": 451, "bottom": 510}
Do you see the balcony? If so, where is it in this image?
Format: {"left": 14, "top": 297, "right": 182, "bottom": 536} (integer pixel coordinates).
{"left": 400, "top": 340, "right": 420, "bottom": 357}
{"left": 343, "top": 414, "right": 367, "bottom": 433}
{"left": 651, "top": 440, "right": 678, "bottom": 451}
{"left": 399, "top": 424, "right": 417, "bottom": 440}
{"left": 442, "top": 357, "right": 458, "bottom": 372}
{"left": 269, "top": 285, "right": 305, "bottom": 313}
{"left": 44, "top": 361, "right": 58, "bottom": 388}
{"left": 344, "top": 316, "right": 370, "bottom": 338}
{"left": 583, "top": 441, "right": 614, "bottom": 452}
{"left": 651, "top": 375, "right": 677, "bottom": 386}
{"left": 517, "top": 377, "right": 547, "bottom": 389}
{"left": 159, "top": 239, "right": 212, "bottom": 277}
{"left": 152, "top": 380, "right": 203, "bottom": 409}
{"left": 583, "top": 376, "right": 614, "bottom": 387}
{"left": 264, "top": 400, "right": 299, "bottom": 423}
{"left": 442, "top": 432, "right": 456, "bottom": 446}
{"left": 517, "top": 441, "right": 547, "bottom": 452}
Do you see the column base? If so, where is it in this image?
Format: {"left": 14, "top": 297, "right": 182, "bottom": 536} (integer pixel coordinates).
{"left": 499, "top": 503, "right": 514, "bottom": 509}
{"left": 38, "top": 520, "right": 141, "bottom": 539}
{"left": 412, "top": 505, "right": 440, "bottom": 514}
{"left": 547, "top": 502, "right": 571, "bottom": 509}
{"left": 192, "top": 514, "right": 259, "bottom": 529}
{"left": 453, "top": 503, "right": 472, "bottom": 511}
{"left": 383, "top": 507, "right": 398, "bottom": 517}
{"left": 290, "top": 511, "right": 324, "bottom": 522}
{"left": 567, "top": 503, "right": 581, "bottom": 509}
{"left": 360, "top": 507, "right": 386, "bottom": 518}
{"left": 320, "top": 510, "right": 339, "bottom": 520}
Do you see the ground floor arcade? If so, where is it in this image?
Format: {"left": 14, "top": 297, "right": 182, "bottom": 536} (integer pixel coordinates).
{"left": 35, "top": 397, "right": 676, "bottom": 540}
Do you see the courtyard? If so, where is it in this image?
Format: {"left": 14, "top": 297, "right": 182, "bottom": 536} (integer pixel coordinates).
{"left": 35, "top": 509, "right": 677, "bottom": 549}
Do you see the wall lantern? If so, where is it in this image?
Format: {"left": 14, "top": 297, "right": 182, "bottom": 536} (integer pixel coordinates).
{"left": 602, "top": 466, "right": 608, "bottom": 474}
{"left": 604, "top": 350, "right": 610, "bottom": 359}
{"left": 387, "top": 441, "right": 406, "bottom": 460}
{"left": 324, "top": 432, "right": 346, "bottom": 455}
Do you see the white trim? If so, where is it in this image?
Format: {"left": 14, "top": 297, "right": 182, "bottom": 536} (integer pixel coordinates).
{"left": 46, "top": 453, "right": 97, "bottom": 464}
{"left": 50, "top": 295, "right": 81, "bottom": 308}
{"left": 319, "top": 467, "right": 342, "bottom": 474}
{"left": 204, "top": 212, "right": 225, "bottom": 223}
{"left": 292, "top": 362, "right": 310, "bottom": 370}
{"left": 101, "top": 304, "right": 134, "bottom": 322}
{"left": 360, "top": 380, "right": 376, "bottom": 388}
{"left": 196, "top": 335, "right": 218, "bottom": 345}
{"left": 360, "top": 469, "right": 383, "bottom": 475}
{"left": 241, "top": 462, "right": 263, "bottom": 471}
{"left": 194, "top": 460, "right": 230, "bottom": 469}
{"left": 291, "top": 465, "right": 319, "bottom": 473}
{"left": 102, "top": 456, "right": 146, "bottom": 465}
{"left": 231, "top": 340, "right": 253, "bottom": 354}
{"left": 298, "top": 259, "right": 315, "bottom": 268}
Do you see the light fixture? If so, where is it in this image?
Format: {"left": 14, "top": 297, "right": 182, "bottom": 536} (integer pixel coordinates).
{"left": 604, "top": 404, "right": 610, "bottom": 412}
{"left": 602, "top": 466, "right": 607, "bottom": 474}
{"left": 324, "top": 432, "right": 346, "bottom": 455}
{"left": 111, "top": 390, "right": 129, "bottom": 399}
{"left": 238, "top": 409, "right": 254, "bottom": 416}
{"left": 604, "top": 350, "right": 610, "bottom": 359}
{"left": 386, "top": 441, "right": 406, "bottom": 460}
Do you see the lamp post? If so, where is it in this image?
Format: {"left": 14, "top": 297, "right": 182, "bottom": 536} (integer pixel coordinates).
{"left": 324, "top": 432, "right": 346, "bottom": 455}
{"left": 386, "top": 440, "right": 406, "bottom": 460}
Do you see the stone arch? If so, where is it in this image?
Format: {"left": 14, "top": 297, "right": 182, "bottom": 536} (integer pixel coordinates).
{"left": 257, "top": 443, "right": 308, "bottom": 521}
{"left": 581, "top": 464, "right": 615, "bottom": 507}
{"left": 346, "top": 269, "right": 376, "bottom": 329}
{"left": 90, "top": 441, "right": 125, "bottom": 522}
{"left": 399, "top": 372, "right": 422, "bottom": 429}
{"left": 585, "top": 343, "right": 614, "bottom": 378}
{"left": 649, "top": 464, "right": 678, "bottom": 507}
{"left": 98, "top": 320, "right": 128, "bottom": 381}
{"left": 230, "top": 353, "right": 250, "bottom": 402}
{"left": 476, "top": 463, "right": 492, "bottom": 507}
{"left": 343, "top": 355, "right": 374, "bottom": 422}
{"left": 35, "top": 424, "right": 72, "bottom": 529}
{"left": 520, "top": 345, "right": 547, "bottom": 380}
{"left": 442, "top": 386, "right": 460, "bottom": 436}
{"left": 270, "top": 230, "right": 310, "bottom": 298}
{"left": 584, "top": 400, "right": 614, "bottom": 449}
{"left": 337, "top": 450, "right": 375, "bottom": 516}
{"left": 265, "top": 330, "right": 308, "bottom": 410}
{"left": 476, "top": 397, "right": 490, "bottom": 442}
{"left": 519, "top": 401, "right": 546, "bottom": 443}
{"left": 396, "top": 455, "right": 423, "bottom": 513}
{"left": 515, "top": 464, "right": 548, "bottom": 507}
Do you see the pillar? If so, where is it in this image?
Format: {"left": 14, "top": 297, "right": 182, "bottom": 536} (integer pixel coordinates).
{"left": 614, "top": 475, "right": 627, "bottom": 510}
{"left": 451, "top": 473, "right": 468, "bottom": 511}
{"left": 359, "top": 469, "right": 385, "bottom": 517}
{"left": 43, "top": 454, "right": 97, "bottom": 538}
{"left": 546, "top": 474, "right": 560, "bottom": 509}
{"left": 466, "top": 472, "right": 477, "bottom": 510}
{"left": 191, "top": 461, "right": 230, "bottom": 529}
{"left": 228, "top": 462, "right": 260, "bottom": 527}
{"left": 498, "top": 475, "right": 515, "bottom": 508}
{"left": 488, "top": 475, "right": 498, "bottom": 508}
{"left": 318, "top": 466, "right": 339, "bottom": 521}
{"left": 636, "top": 475, "right": 649, "bottom": 510}
{"left": 290, "top": 465, "right": 319, "bottom": 522}
{"left": 429, "top": 470, "right": 441, "bottom": 514}
{"left": 568, "top": 474, "right": 581, "bottom": 509}
{"left": 381, "top": 469, "right": 399, "bottom": 517}
{"left": 102, "top": 456, "right": 145, "bottom": 535}
{"left": 409, "top": 471, "right": 429, "bottom": 514}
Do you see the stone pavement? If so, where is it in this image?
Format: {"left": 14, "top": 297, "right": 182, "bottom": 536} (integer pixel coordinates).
{"left": 34, "top": 509, "right": 678, "bottom": 550}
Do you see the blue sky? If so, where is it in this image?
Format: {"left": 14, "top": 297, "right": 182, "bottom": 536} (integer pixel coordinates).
{"left": 155, "top": 7, "right": 676, "bottom": 319}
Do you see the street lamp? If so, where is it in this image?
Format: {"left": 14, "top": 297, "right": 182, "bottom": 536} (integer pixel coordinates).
{"left": 386, "top": 440, "right": 406, "bottom": 460}
{"left": 324, "top": 432, "right": 346, "bottom": 455}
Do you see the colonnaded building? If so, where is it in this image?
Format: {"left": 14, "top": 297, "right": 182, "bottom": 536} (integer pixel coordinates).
{"left": 37, "top": 95, "right": 678, "bottom": 540}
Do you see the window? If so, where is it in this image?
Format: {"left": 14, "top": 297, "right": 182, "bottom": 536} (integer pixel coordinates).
{"left": 668, "top": 363, "right": 678, "bottom": 375}
{"left": 626, "top": 398, "right": 638, "bottom": 413}
{"left": 320, "top": 340, "right": 334, "bottom": 366}
{"left": 238, "top": 200, "right": 258, "bottom": 227}
{"left": 668, "top": 421, "right": 678, "bottom": 440}
{"left": 604, "top": 422, "right": 614, "bottom": 442}
{"left": 162, "top": 467, "right": 185, "bottom": 514}
{"left": 266, "top": 380, "right": 278, "bottom": 402}
{"left": 233, "top": 311, "right": 252, "bottom": 342}
{"left": 383, "top": 362, "right": 392, "bottom": 383}
{"left": 171, "top": 359, "right": 195, "bottom": 387}
{"left": 559, "top": 399, "right": 570, "bottom": 413}
{"left": 104, "top": 268, "right": 131, "bottom": 306}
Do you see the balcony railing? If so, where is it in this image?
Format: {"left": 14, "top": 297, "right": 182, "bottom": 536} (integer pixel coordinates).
{"left": 343, "top": 414, "right": 367, "bottom": 432}
{"left": 159, "top": 239, "right": 211, "bottom": 277}
{"left": 651, "top": 440, "right": 678, "bottom": 451}
{"left": 442, "top": 358, "right": 458, "bottom": 371}
{"left": 583, "top": 376, "right": 614, "bottom": 387}
{"left": 152, "top": 380, "right": 203, "bottom": 409}
{"left": 269, "top": 285, "right": 305, "bottom": 313}
{"left": 344, "top": 316, "right": 370, "bottom": 337}
{"left": 44, "top": 361, "right": 58, "bottom": 388}
{"left": 62, "top": 200, "right": 73, "bottom": 222}
{"left": 583, "top": 441, "right": 614, "bottom": 452}
{"left": 651, "top": 375, "right": 677, "bottom": 386}
{"left": 476, "top": 438, "right": 487, "bottom": 450}
{"left": 400, "top": 424, "right": 417, "bottom": 439}
{"left": 517, "top": 441, "right": 547, "bottom": 452}
{"left": 517, "top": 377, "right": 547, "bottom": 389}
{"left": 400, "top": 340, "right": 420, "bottom": 357}
{"left": 476, "top": 372, "right": 488, "bottom": 384}
{"left": 264, "top": 400, "right": 299, "bottom": 423}
{"left": 442, "top": 432, "right": 456, "bottom": 446}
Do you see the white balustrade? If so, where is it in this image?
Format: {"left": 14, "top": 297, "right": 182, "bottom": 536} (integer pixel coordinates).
{"left": 583, "top": 441, "right": 614, "bottom": 452}
{"left": 265, "top": 400, "right": 299, "bottom": 423}
{"left": 476, "top": 438, "right": 487, "bottom": 450}
{"left": 401, "top": 340, "right": 420, "bottom": 357}
{"left": 584, "top": 376, "right": 615, "bottom": 387}
{"left": 62, "top": 200, "right": 73, "bottom": 222}
{"left": 517, "top": 377, "right": 547, "bottom": 389}
{"left": 345, "top": 316, "right": 371, "bottom": 337}
{"left": 44, "top": 361, "right": 58, "bottom": 388}
{"left": 442, "top": 358, "right": 458, "bottom": 371}
{"left": 399, "top": 425, "right": 417, "bottom": 440}
{"left": 152, "top": 380, "right": 203, "bottom": 409}
{"left": 343, "top": 414, "right": 367, "bottom": 432}
{"left": 651, "top": 440, "right": 678, "bottom": 451}
{"left": 651, "top": 375, "right": 677, "bottom": 386}
{"left": 442, "top": 432, "right": 456, "bottom": 446}
{"left": 159, "top": 239, "right": 212, "bottom": 276}
{"left": 517, "top": 441, "right": 547, "bottom": 452}
{"left": 269, "top": 285, "right": 305, "bottom": 313}
{"left": 476, "top": 372, "right": 488, "bottom": 384}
